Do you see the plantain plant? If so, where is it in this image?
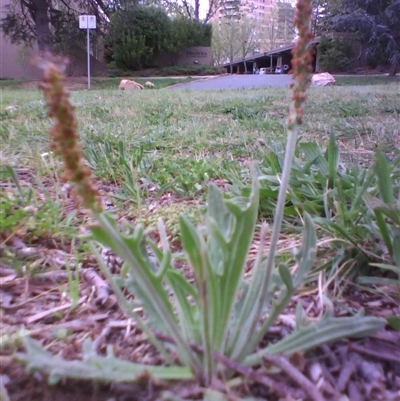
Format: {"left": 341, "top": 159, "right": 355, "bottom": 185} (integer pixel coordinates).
{"left": 16, "top": 0, "right": 385, "bottom": 396}
{"left": 363, "top": 151, "right": 400, "bottom": 273}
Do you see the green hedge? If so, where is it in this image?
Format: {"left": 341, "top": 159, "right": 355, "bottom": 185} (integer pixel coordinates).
{"left": 107, "top": 64, "right": 226, "bottom": 77}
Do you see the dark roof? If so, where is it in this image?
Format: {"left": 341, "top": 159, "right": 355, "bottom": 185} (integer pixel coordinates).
{"left": 222, "top": 36, "right": 320, "bottom": 67}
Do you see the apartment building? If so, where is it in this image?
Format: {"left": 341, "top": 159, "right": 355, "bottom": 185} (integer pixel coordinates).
{"left": 249, "top": 0, "right": 276, "bottom": 23}
{"left": 212, "top": 0, "right": 295, "bottom": 52}
{"left": 213, "top": 0, "right": 276, "bottom": 21}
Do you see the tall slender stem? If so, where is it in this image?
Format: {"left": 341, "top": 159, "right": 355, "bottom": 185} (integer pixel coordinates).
{"left": 233, "top": 0, "right": 314, "bottom": 359}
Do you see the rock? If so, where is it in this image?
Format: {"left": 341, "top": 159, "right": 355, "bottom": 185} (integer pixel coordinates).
{"left": 311, "top": 72, "right": 336, "bottom": 87}
{"left": 145, "top": 81, "right": 155, "bottom": 88}
{"left": 119, "top": 79, "right": 144, "bottom": 90}
{"left": 5, "top": 105, "right": 19, "bottom": 112}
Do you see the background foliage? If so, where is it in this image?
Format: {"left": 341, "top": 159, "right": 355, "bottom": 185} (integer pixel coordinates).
{"left": 108, "top": 5, "right": 211, "bottom": 70}
{"left": 317, "top": 35, "right": 354, "bottom": 72}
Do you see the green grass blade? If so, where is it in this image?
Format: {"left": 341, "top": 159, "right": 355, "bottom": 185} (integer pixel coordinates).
{"left": 374, "top": 150, "right": 394, "bottom": 204}
{"left": 374, "top": 209, "right": 394, "bottom": 256}
{"left": 326, "top": 131, "right": 340, "bottom": 189}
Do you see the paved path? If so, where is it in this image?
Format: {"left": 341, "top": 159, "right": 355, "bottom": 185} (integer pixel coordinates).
{"left": 169, "top": 74, "right": 293, "bottom": 91}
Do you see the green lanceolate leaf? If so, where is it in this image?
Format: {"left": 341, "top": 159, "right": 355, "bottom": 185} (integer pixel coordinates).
{"left": 375, "top": 205, "right": 400, "bottom": 226}
{"left": 278, "top": 264, "right": 293, "bottom": 293}
{"left": 313, "top": 217, "right": 364, "bottom": 251}
{"left": 207, "top": 183, "right": 236, "bottom": 243}
{"left": 326, "top": 131, "right": 340, "bottom": 189}
{"left": 236, "top": 211, "right": 317, "bottom": 361}
{"left": 369, "top": 263, "right": 400, "bottom": 275}
{"left": 392, "top": 235, "right": 400, "bottom": 267}
{"left": 167, "top": 270, "right": 201, "bottom": 342}
{"left": 299, "top": 142, "right": 329, "bottom": 176}
{"left": 210, "top": 173, "right": 260, "bottom": 353}
{"left": 293, "top": 213, "right": 317, "bottom": 287}
{"left": 244, "top": 315, "right": 385, "bottom": 365}
{"left": 92, "top": 212, "right": 201, "bottom": 375}
{"left": 374, "top": 209, "right": 393, "bottom": 256}
{"left": 17, "top": 338, "right": 193, "bottom": 384}
{"left": 386, "top": 316, "right": 400, "bottom": 331}
{"left": 3, "top": 165, "right": 30, "bottom": 204}
{"left": 374, "top": 150, "right": 394, "bottom": 204}
{"left": 180, "top": 215, "right": 205, "bottom": 276}
{"left": 180, "top": 213, "right": 214, "bottom": 378}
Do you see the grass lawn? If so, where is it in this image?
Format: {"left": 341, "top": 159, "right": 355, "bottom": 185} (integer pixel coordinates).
{"left": 334, "top": 74, "right": 400, "bottom": 86}
{"left": 1, "top": 81, "right": 399, "bottom": 400}
{"left": 0, "top": 76, "right": 196, "bottom": 90}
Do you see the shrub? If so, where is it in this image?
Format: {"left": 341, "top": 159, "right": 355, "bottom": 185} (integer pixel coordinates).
{"left": 150, "top": 65, "right": 225, "bottom": 76}
{"left": 110, "top": 6, "right": 170, "bottom": 71}
{"left": 107, "top": 6, "right": 212, "bottom": 71}
{"left": 318, "top": 35, "right": 354, "bottom": 72}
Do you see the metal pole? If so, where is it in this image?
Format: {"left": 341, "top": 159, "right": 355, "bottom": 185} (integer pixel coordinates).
{"left": 87, "top": 26, "right": 91, "bottom": 90}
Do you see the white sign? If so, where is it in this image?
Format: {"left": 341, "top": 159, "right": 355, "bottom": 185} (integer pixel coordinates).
{"left": 79, "top": 15, "right": 97, "bottom": 89}
{"left": 79, "top": 15, "right": 96, "bottom": 29}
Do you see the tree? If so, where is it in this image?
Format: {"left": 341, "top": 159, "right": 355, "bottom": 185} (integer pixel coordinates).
{"left": 258, "top": 0, "right": 296, "bottom": 51}
{"left": 110, "top": 5, "right": 170, "bottom": 70}
{"left": 259, "top": 6, "right": 279, "bottom": 51}
{"left": 213, "top": 20, "right": 241, "bottom": 73}
{"left": 211, "top": 22, "right": 227, "bottom": 65}
{"left": 237, "top": 17, "right": 258, "bottom": 72}
{"left": 164, "top": 17, "right": 212, "bottom": 65}
{"left": 318, "top": 34, "right": 353, "bottom": 72}
{"left": 1, "top": 0, "right": 109, "bottom": 54}
{"left": 311, "top": 0, "right": 330, "bottom": 35}
{"left": 320, "top": 0, "right": 400, "bottom": 75}
{"left": 211, "top": 0, "right": 248, "bottom": 70}
{"left": 148, "top": 0, "right": 222, "bottom": 22}
{"left": 52, "top": 12, "right": 88, "bottom": 75}
{"left": 275, "top": 0, "right": 296, "bottom": 44}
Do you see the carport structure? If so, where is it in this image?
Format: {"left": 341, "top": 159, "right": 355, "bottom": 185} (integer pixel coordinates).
{"left": 223, "top": 37, "right": 321, "bottom": 74}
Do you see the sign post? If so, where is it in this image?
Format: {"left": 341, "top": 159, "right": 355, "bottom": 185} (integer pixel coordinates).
{"left": 79, "top": 15, "right": 97, "bottom": 90}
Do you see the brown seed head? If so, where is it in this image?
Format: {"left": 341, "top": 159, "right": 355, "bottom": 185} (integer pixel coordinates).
{"left": 36, "top": 55, "right": 103, "bottom": 213}
{"left": 289, "top": 0, "right": 314, "bottom": 129}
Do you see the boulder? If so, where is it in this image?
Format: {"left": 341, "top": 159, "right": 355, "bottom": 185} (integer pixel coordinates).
{"left": 119, "top": 79, "right": 144, "bottom": 90}
{"left": 311, "top": 72, "right": 336, "bottom": 87}
{"left": 145, "top": 81, "right": 155, "bottom": 88}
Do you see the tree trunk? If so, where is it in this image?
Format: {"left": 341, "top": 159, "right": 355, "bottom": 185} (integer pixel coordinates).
{"left": 194, "top": 0, "right": 200, "bottom": 20}
{"left": 389, "top": 62, "right": 398, "bottom": 77}
{"left": 31, "top": 0, "right": 53, "bottom": 53}
{"left": 243, "top": 58, "right": 247, "bottom": 73}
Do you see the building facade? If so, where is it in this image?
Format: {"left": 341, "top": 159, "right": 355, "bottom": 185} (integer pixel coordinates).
{"left": 0, "top": 0, "right": 105, "bottom": 79}
{"left": 214, "top": 0, "right": 276, "bottom": 22}
{"left": 212, "top": 0, "right": 295, "bottom": 53}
